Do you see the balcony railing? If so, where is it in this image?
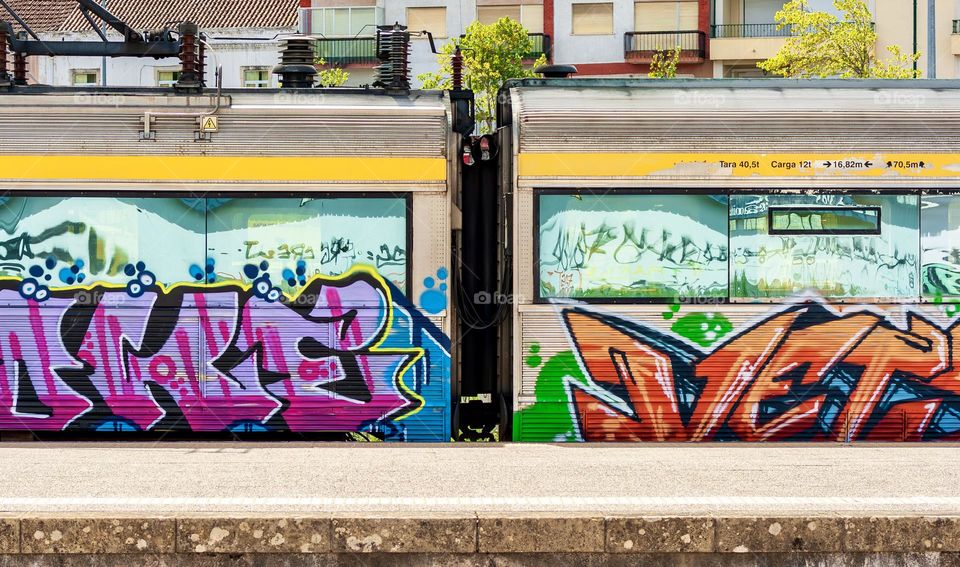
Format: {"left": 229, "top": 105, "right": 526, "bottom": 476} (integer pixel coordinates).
{"left": 711, "top": 23, "right": 792, "bottom": 38}
{"left": 526, "top": 33, "right": 551, "bottom": 60}
{"left": 712, "top": 21, "right": 874, "bottom": 38}
{"left": 624, "top": 31, "right": 707, "bottom": 64}
{"left": 954, "top": 19, "right": 960, "bottom": 34}
{"left": 313, "top": 37, "right": 378, "bottom": 66}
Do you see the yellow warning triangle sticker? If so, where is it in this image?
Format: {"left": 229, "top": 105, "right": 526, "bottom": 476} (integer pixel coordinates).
{"left": 200, "top": 116, "right": 218, "bottom": 132}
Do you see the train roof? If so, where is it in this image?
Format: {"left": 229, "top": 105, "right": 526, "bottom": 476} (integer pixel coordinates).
{"left": 0, "top": 87, "right": 451, "bottom": 187}
{"left": 0, "top": 87, "right": 450, "bottom": 158}
{"left": 499, "top": 79, "right": 960, "bottom": 155}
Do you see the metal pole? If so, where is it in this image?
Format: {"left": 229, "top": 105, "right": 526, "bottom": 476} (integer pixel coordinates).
{"left": 927, "top": 0, "right": 936, "bottom": 78}
{"left": 100, "top": 0, "right": 107, "bottom": 86}
{"left": 912, "top": 0, "right": 918, "bottom": 74}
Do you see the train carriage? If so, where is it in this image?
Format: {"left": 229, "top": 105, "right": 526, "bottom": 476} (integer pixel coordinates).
{"left": 0, "top": 87, "right": 456, "bottom": 441}
{"left": 500, "top": 79, "right": 960, "bottom": 443}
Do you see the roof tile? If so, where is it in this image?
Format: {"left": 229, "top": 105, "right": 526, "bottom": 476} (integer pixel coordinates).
{"left": 2, "top": 0, "right": 298, "bottom": 33}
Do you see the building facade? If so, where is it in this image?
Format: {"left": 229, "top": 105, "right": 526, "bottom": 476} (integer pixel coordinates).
{"left": 2, "top": 0, "right": 298, "bottom": 88}
{"left": 298, "top": 0, "right": 711, "bottom": 82}
{"left": 712, "top": 0, "right": 959, "bottom": 79}
{"left": 6, "top": 1, "right": 960, "bottom": 86}
{"left": 300, "top": 0, "right": 960, "bottom": 83}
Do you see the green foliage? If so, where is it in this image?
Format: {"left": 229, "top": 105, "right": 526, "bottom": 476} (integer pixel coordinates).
{"left": 314, "top": 58, "right": 350, "bottom": 87}
{"left": 648, "top": 46, "right": 682, "bottom": 79}
{"left": 757, "top": 0, "right": 921, "bottom": 79}
{"left": 418, "top": 17, "right": 547, "bottom": 133}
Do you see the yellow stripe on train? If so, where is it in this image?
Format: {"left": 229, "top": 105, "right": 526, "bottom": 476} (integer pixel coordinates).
{"left": 518, "top": 153, "right": 960, "bottom": 178}
{"left": 0, "top": 155, "right": 447, "bottom": 183}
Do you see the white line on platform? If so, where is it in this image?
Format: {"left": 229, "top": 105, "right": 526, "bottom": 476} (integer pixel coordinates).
{"left": 0, "top": 496, "right": 957, "bottom": 513}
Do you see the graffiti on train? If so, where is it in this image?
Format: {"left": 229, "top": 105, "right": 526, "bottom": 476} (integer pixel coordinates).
{"left": 518, "top": 301, "right": 960, "bottom": 442}
{"left": 0, "top": 266, "right": 450, "bottom": 440}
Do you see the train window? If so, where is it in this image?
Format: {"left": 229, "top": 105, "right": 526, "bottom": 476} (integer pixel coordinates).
{"left": 768, "top": 206, "right": 881, "bottom": 235}
{"left": 0, "top": 196, "right": 205, "bottom": 287}
{"left": 921, "top": 195, "right": 960, "bottom": 299}
{"left": 537, "top": 192, "right": 728, "bottom": 301}
{"left": 731, "top": 194, "right": 919, "bottom": 301}
{"left": 206, "top": 197, "right": 409, "bottom": 292}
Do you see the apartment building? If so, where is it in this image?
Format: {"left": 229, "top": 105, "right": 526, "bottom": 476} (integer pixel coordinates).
{"left": 301, "top": 0, "right": 960, "bottom": 84}
{"left": 298, "top": 0, "right": 712, "bottom": 82}
{"left": 7, "top": 0, "right": 955, "bottom": 87}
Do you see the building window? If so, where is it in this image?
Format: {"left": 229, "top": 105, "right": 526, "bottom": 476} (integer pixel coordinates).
{"left": 243, "top": 68, "right": 271, "bottom": 88}
{"left": 156, "top": 69, "right": 181, "bottom": 87}
{"left": 407, "top": 7, "right": 447, "bottom": 38}
{"left": 476, "top": 4, "right": 544, "bottom": 33}
{"left": 72, "top": 69, "right": 99, "bottom": 86}
{"left": 302, "top": 7, "right": 379, "bottom": 37}
{"left": 572, "top": 2, "right": 614, "bottom": 35}
{"left": 537, "top": 191, "right": 729, "bottom": 300}
{"left": 633, "top": 1, "right": 698, "bottom": 32}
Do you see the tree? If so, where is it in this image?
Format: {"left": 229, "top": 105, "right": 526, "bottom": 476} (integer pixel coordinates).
{"left": 314, "top": 58, "right": 350, "bottom": 87}
{"left": 757, "top": 0, "right": 921, "bottom": 79}
{"left": 418, "top": 18, "right": 547, "bottom": 132}
{"left": 648, "top": 47, "right": 682, "bottom": 79}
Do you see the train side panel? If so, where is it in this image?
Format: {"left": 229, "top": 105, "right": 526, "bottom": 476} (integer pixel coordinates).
{"left": 506, "top": 81, "right": 960, "bottom": 442}
{"left": 0, "top": 90, "right": 454, "bottom": 441}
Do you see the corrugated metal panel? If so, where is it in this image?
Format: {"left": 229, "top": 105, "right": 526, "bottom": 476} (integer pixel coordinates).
{"left": 514, "top": 87, "right": 960, "bottom": 153}
{"left": 515, "top": 303, "right": 960, "bottom": 442}
{"left": 0, "top": 92, "right": 448, "bottom": 157}
{"left": 0, "top": 305, "right": 444, "bottom": 438}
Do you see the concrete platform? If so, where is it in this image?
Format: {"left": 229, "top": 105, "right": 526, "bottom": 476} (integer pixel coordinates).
{"left": 0, "top": 515, "right": 957, "bottom": 565}
{"left": 0, "top": 443, "right": 955, "bottom": 564}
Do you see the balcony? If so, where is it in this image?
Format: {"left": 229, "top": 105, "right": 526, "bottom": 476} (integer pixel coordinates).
{"left": 710, "top": 20, "right": 879, "bottom": 62}
{"left": 624, "top": 31, "right": 706, "bottom": 64}
{"left": 710, "top": 22, "right": 790, "bottom": 62}
{"left": 711, "top": 23, "right": 793, "bottom": 38}
{"left": 526, "top": 33, "right": 552, "bottom": 61}
{"left": 313, "top": 37, "right": 378, "bottom": 67}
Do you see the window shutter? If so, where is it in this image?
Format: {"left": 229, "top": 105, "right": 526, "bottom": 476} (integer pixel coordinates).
{"left": 678, "top": 2, "right": 698, "bottom": 29}
{"left": 634, "top": 2, "right": 698, "bottom": 32}
{"left": 522, "top": 5, "right": 544, "bottom": 33}
{"left": 407, "top": 7, "right": 447, "bottom": 38}
{"left": 572, "top": 3, "right": 613, "bottom": 35}
{"left": 477, "top": 5, "right": 522, "bottom": 25}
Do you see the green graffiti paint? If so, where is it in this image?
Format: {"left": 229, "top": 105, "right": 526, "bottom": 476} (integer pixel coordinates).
{"left": 514, "top": 351, "right": 586, "bottom": 442}
{"left": 670, "top": 312, "right": 733, "bottom": 347}
{"left": 662, "top": 301, "right": 681, "bottom": 320}
{"left": 525, "top": 343, "right": 542, "bottom": 368}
